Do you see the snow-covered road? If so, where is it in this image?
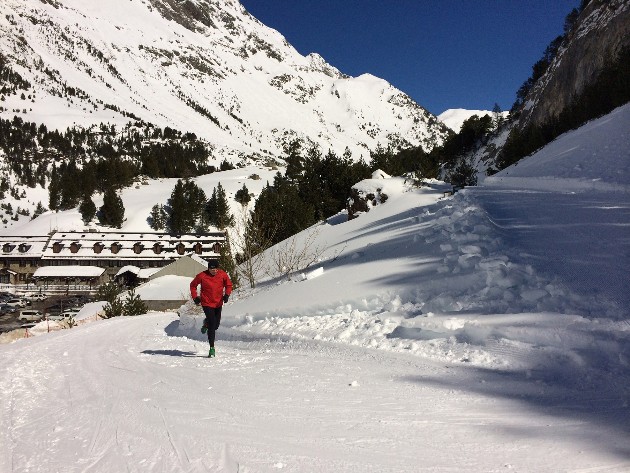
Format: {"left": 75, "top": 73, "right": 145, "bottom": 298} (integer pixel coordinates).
{"left": 1, "top": 312, "right": 629, "bottom": 472}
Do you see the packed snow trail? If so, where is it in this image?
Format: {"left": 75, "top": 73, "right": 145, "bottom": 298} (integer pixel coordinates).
{"left": 1, "top": 313, "right": 629, "bottom": 472}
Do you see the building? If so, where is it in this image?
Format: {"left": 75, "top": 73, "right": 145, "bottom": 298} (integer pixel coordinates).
{"left": 0, "top": 231, "right": 224, "bottom": 289}
{"left": 0, "top": 236, "right": 49, "bottom": 285}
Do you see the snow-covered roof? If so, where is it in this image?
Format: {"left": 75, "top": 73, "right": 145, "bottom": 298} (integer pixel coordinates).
{"left": 33, "top": 266, "right": 105, "bottom": 278}
{"left": 0, "top": 236, "right": 49, "bottom": 258}
{"left": 189, "top": 253, "right": 209, "bottom": 267}
{"left": 115, "top": 265, "right": 159, "bottom": 279}
{"left": 40, "top": 231, "right": 224, "bottom": 261}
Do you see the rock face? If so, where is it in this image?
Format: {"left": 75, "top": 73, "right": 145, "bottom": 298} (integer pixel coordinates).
{"left": 517, "top": 0, "right": 630, "bottom": 130}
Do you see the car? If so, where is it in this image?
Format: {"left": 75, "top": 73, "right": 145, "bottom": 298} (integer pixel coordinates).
{"left": 6, "top": 298, "right": 27, "bottom": 308}
{"left": 18, "top": 310, "right": 43, "bottom": 322}
{"left": 46, "top": 312, "right": 76, "bottom": 321}
{"left": 0, "top": 304, "right": 17, "bottom": 314}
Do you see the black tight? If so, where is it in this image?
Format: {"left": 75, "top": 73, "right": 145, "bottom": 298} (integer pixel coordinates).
{"left": 202, "top": 306, "right": 222, "bottom": 347}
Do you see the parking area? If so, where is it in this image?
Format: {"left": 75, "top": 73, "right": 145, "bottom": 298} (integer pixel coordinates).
{"left": 0, "top": 292, "right": 94, "bottom": 333}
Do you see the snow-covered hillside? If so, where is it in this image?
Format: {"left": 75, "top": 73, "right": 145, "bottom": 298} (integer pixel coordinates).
{"left": 438, "top": 108, "right": 508, "bottom": 133}
{"left": 0, "top": 165, "right": 280, "bottom": 236}
{"left": 1, "top": 105, "right": 628, "bottom": 472}
{"left": 0, "top": 0, "right": 449, "bottom": 162}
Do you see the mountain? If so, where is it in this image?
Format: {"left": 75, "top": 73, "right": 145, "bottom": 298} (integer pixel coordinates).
{"left": 438, "top": 108, "right": 507, "bottom": 134}
{"left": 476, "top": 0, "right": 630, "bottom": 173}
{"left": 0, "top": 0, "right": 450, "bottom": 163}
{"left": 514, "top": 0, "right": 630, "bottom": 131}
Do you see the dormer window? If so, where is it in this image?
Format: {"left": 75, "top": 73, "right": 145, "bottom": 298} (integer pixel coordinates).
{"left": 18, "top": 244, "right": 31, "bottom": 253}
{"left": 213, "top": 243, "right": 221, "bottom": 253}
{"left": 176, "top": 243, "right": 186, "bottom": 255}
{"left": 93, "top": 243, "right": 104, "bottom": 254}
{"left": 70, "top": 242, "right": 81, "bottom": 254}
{"left": 153, "top": 243, "right": 162, "bottom": 254}
{"left": 52, "top": 242, "right": 63, "bottom": 253}
{"left": 193, "top": 242, "right": 203, "bottom": 254}
{"left": 3, "top": 243, "right": 14, "bottom": 253}
{"left": 133, "top": 243, "right": 144, "bottom": 254}
{"left": 111, "top": 242, "right": 121, "bottom": 254}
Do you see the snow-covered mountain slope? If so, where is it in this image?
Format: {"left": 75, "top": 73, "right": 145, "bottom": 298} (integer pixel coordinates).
{"left": 0, "top": 0, "right": 450, "bottom": 162}
{"left": 438, "top": 108, "right": 492, "bottom": 133}
{"left": 0, "top": 165, "right": 279, "bottom": 235}
{"left": 2, "top": 105, "right": 629, "bottom": 473}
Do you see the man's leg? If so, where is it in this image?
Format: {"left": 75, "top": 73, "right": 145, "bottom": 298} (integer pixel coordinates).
{"left": 202, "top": 306, "right": 219, "bottom": 347}
{"left": 214, "top": 307, "right": 222, "bottom": 331}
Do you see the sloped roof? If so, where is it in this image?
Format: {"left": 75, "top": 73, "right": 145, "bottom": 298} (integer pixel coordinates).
{"left": 33, "top": 266, "right": 105, "bottom": 278}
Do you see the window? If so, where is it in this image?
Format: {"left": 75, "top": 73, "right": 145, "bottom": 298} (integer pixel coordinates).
{"left": 193, "top": 242, "right": 203, "bottom": 254}
{"left": 52, "top": 242, "right": 63, "bottom": 253}
{"left": 111, "top": 243, "right": 121, "bottom": 254}
{"left": 133, "top": 243, "right": 144, "bottom": 254}
{"left": 70, "top": 243, "right": 81, "bottom": 254}
{"left": 153, "top": 243, "right": 162, "bottom": 254}
{"left": 93, "top": 243, "right": 104, "bottom": 254}
{"left": 176, "top": 243, "right": 186, "bottom": 255}
{"left": 2, "top": 244, "right": 11, "bottom": 253}
{"left": 213, "top": 243, "right": 221, "bottom": 253}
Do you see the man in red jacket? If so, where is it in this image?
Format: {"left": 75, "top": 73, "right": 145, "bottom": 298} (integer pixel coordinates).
{"left": 190, "top": 259, "right": 233, "bottom": 358}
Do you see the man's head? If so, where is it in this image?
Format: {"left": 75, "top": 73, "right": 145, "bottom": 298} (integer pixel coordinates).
{"left": 207, "top": 260, "right": 219, "bottom": 274}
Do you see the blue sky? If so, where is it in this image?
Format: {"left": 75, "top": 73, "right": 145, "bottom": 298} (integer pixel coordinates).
{"left": 240, "top": 1, "right": 580, "bottom": 115}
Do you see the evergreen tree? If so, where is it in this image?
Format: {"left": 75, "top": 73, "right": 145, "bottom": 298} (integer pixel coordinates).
{"left": 103, "top": 297, "right": 124, "bottom": 318}
{"left": 215, "top": 182, "right": 234, "bottom": 229}
{"left": 96, "top": 281, "right": 122, "bottom": 304}
{"left": 123, "top": 287, "right": 148, "bottom": 316}
{"left": 206, "top": 182, "right": 234, "bottom": 230}
{"left": 284, "top": 139, "right": 303, "bottom": 182}
{"left": 48, "top": 165, "right": 60, "bottom": 211}
{"left": 234, "top": 183, "right": 251, "bottom": 206}
{"left": 31, "top": 201, "right": 47, "bottom": 220}
{"left": 250, "top": 175, "right": 315, "bottom": 245}
{"left": 167, "top": 179, "right": 207, "bottom": 234}
{"left": 98, "top": 188, "right": 125, "bottom": 228}
{"left": 149, "top": 204, "right": 166, "bottom": 230}
{"left": 79, "top": 194, "right": 96, "bottom": 225}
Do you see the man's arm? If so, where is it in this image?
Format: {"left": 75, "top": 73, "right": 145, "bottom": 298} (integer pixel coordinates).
{"left": 190, "top": 273, "right": 200, "bottom": 299}
{"left": 224, "top": 273, "right": 233, "bottom": 296}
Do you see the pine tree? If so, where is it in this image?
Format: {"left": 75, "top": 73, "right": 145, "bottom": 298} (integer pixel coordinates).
{"left": 215, "top": 183, "right": 234, "bottom": 229}
{"left": 123, "top": 287, "right": 148, "bottom": 316}
{"left": 234, "top": 183, "right": 251, "bottom": 206}
{"left": 167, "top": 179, "right": 207, "bottom": 234}
{"left": 206, "top": 182, "right": 234, "bottom": 230}
{"left": 98, "top": 188, "right": 125, "bottom": 228}
{"left": 79, "top": 194, "right": 96, "bottom": 225}
{"left": 31, "top": 201, "right": 47, "bottom": 220}
{"left": 149, "top": 204, "right": 166, "bottom": 230}
{"left": 168, "top": 180, "right": 190, "bottom": 234}
{"left": 48, "top": 165, "right": 60, "bottom": 211}
{"left": 103, "top": 297, "right": 124, "bottom": 318}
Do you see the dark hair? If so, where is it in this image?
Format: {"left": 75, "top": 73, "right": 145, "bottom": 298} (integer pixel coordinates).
{"left": 208, "top": 260, "right": 219, "bottom": 269}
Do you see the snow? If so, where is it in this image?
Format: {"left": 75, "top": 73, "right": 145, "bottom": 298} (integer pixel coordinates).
{"left": 32, "top": 266, "right": 104, "bottom": 278}
{"left": 0, "top": 0, "right": 450, "bottom": 168}
{"left": 1, "top": 104, "right": 630, "bottom": 471}
{"left": 438, "top": 108, "right": 508, "bottom": 133}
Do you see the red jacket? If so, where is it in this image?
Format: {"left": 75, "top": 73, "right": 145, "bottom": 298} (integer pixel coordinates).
{"left": 190, "top": 269, "right": 233, "bottom": 308}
